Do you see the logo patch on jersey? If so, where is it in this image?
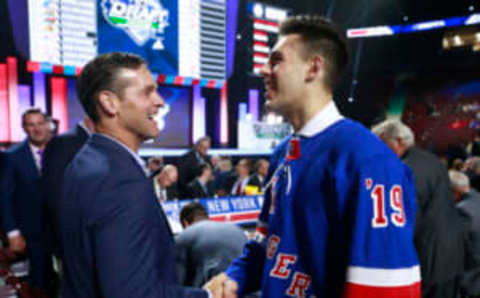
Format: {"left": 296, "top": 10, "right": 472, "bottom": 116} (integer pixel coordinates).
{"left": 286, "top": 137, "right": 301, "bottom": 160}
{"left": 101, "top": 0, "right": 169, "bottom": 47}
{"left": 365, "top": 178, "right": 373, "bottom": 190}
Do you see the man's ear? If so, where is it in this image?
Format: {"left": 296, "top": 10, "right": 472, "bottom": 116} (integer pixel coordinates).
{"left": 97, "top": 90, "right": 119, "bottom": 118}
{"left": 306, "top": 55, "right": 325, "bottom": 82}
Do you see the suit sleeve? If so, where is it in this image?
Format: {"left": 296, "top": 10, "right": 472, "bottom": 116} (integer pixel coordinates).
{"left": 175, "top": 233, "right": 190, "bottom": 286}
{"left": 41, "top": 137, "right": 65, "bottom": 225}
{"left": 0, "top": 153, "right": 19, "bottom": 233}
{"left": 342, "top": 155, "right": 421, "bottom": 298}
{"left": 92, "top": 181, "right": 207, "bottom": 298}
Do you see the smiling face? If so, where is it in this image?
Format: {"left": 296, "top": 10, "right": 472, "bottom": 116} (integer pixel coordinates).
{"left": 261, "top": 34, "right": 311, "bottom": 116}
{"left": 114, "top": 65, "right": 164, "bottom": 143}
{"left": 23, "top": 112, "right": 50, "bottom": 147}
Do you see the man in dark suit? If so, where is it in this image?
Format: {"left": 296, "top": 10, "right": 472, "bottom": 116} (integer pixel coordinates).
{"left": 247, "top": 159, "right": 269, "bottom": 192}
{"left": 178, "top": 137, "right": 211, "bottom": 197}
{"left": 449, "top": 170, "right": 480, "bottom": 297}
{"left": 230, "top": 159, "right": 251, "bottom": 196}
{"left": 185, "top": 164, "right": 214, "bottom": 199}
{"left": 153, "top": 164, "right": 179, "bottom": 202}
{"left": 176, "top": 203, "right": 247, "bottom": 287}
{"left": 41, "top": 116, "right": 93, "bottom": 258}
{"left": 373, "top": 119, "right": 465, "bottom": 298}
{"left": 0, "top": 108, "right": 52, "bottom": 294}
{"left": 60, "top": 52, "right": 211, "bottom": 298}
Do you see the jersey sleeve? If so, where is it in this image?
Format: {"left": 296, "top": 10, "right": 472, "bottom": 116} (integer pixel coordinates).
{"left": 342, "top": 155, "right": 421, "bottom": 298}
{"left": 224, "top": 142, "right": 287, "bottom": 295}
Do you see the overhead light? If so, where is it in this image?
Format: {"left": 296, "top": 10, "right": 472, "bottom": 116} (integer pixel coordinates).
{"left": 475, "top": 32, "right": 480, "bottom": 41}
{"left": 469, "top": 5, "right": 475, "bottom": 12}
{"left": 443, "top": 38, "right": 450, "bottom": 48}
{"left": 348, "top": 97, "right": 354, "bottom": 102}
{"left": 473, "top": 44, "right": 480, "bottom": 51}
{"left": 454, "top": 35, "right": 463, "bottom": 45}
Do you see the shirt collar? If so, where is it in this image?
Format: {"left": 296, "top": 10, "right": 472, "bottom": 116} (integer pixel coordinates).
{"left": 28, "top": 142, "right": 41, "bottom": 153}
{"left": 95, "top": 133, "right": 147, "bottom": 176}
{"left": 78, "top": 120, "right": 91, "bottom": 136}
{"left": 296, "top": 100, "right": 344, "bottom": 138}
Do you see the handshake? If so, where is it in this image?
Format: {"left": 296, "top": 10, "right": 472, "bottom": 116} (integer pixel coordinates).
{"left": 203, "top": 273, "right": 239, "bottom": 298}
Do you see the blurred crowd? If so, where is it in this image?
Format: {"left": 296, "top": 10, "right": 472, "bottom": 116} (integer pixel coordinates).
{"left": 148, "top": 136, "right": 270, "bottom": 202}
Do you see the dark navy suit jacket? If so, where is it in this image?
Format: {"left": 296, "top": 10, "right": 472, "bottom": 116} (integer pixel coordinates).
{"left": 42, "top": 124, "right": 89, "bottom": 257}
{"left": 60, "top": 134, "right": 207, "bottom": 298}
{"left": 0, "top": 140, "right": 49, "bottom": 288}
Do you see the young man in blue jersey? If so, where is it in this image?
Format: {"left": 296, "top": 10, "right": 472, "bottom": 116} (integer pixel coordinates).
{"left": 205, "top": 15, "right": 421, "bottom": 298}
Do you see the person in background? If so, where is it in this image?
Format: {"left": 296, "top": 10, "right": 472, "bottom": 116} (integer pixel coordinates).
{"left": 449, "top": 170, "right": 480, "bottom": 298}
{"left": 185, "top": 164, "right": 214, "bottom": 199}
{"left": 175, "top": 203, "right": 247, "bottom": 287}
{"left": 210, "top": 155, "right": 221, "bottom": 172}
{"left": 230, "top": 159, "right": 251, "bottom": 196}
{"left": 247, "top": 159, "right": 270, "bottom": 192}
{"left": 178, "top": 137, "right": 211, "bottom": 198}
{"left": 153, "top": 164, "right": 178, "bottom": 202}
{"left": 373, "top": 119, "right": 464, "bottom": 298}
{"left": 42, "top": 115, "right": 94, "bottom": 259}
{"left": 147, "top": 155, "right": 164, "bottom": 177}
{"left": 213, "top": 158, "right": 235, "bottom": 197}
{"left": 0, "top": 108, "right": 53, "bottom": 296}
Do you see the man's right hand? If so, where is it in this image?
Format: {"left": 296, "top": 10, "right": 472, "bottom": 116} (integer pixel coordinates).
{"left": 203, "top": 273, "right": 239, "bottom": 298}
{"left": 223, "top": 278, "right": 239, "bottom": 298}
{"left": 8, "top": 234, "right": 26, "bottom": 254}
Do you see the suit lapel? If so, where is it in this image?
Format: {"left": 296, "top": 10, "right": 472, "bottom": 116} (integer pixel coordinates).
{"left": 21, "top": 142, "right": 40, "bottom": 178}
{"left": 91, "top": 135, "right": 174, "bottom": 238}
{"left": 75, "top": 124, "right": 89, "bottom": 143}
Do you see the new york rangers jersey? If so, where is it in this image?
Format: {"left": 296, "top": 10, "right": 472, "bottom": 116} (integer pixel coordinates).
{"left": 225, "top": 106, "right": 421, "bottom": 298}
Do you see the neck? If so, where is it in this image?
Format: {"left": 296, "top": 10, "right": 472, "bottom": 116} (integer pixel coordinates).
{"left": 287, "top": 88, "right": 333, "bottom": 132}
{"left": 96, "top": 123, "right": 141, "bottom": 152}
{"left": 198, "top": 176, "right": 207, "bottom": 184}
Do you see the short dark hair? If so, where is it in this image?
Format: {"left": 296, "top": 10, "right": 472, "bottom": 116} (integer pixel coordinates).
{"left": 22, "top": 108, "right": 47, "bottom": 125}
{"left": 76, "top": 52, "right": 146, "bottom": 122}
{"left": 279, "top": 15, "right": 349, "bottom": 90}
{"left": 180, "top": 202, "right": 208, "bottom": 226}
{"left": 194, "top": 136, "right": 211, "bottom": 147}
{"left": 238, "top": 158, "right": 252, "bottom": 172}
{"left": 194, "top": 163, "right": 211, "bottom": 178}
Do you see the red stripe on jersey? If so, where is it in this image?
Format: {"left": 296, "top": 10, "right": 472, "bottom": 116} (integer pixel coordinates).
{"left": 343, "top": 281, "right": 421, "bottom": 298}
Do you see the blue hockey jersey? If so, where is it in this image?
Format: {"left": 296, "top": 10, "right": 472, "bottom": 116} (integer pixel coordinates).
{"left": 225, "top": 103, "right": 421, "bottom": 298}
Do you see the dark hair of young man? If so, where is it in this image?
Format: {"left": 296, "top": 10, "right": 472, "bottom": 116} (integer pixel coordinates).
{"left": 279, "top": 15, "right": 349, "bottom": 90}
{"left": 76, "top": 52, "right": 146, "bottom": 123}
{"left": 180, "top": 202, "right": 209, "bottom": 227}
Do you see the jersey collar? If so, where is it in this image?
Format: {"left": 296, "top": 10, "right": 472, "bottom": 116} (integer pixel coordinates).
{"left": 296, "top": 100, "right": 344, "bottom": 138}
